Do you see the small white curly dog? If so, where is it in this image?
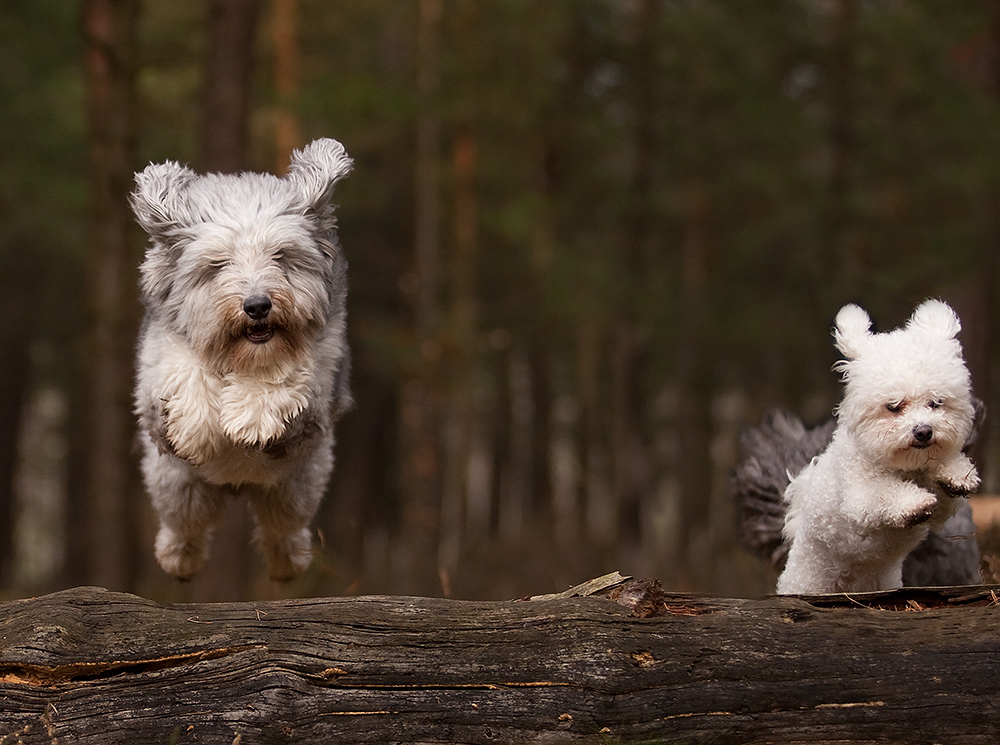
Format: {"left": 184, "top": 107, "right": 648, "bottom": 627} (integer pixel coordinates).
{"left": 131, "top": 139, "right": 353, "bottom": 582}
{"left": 777, "top": 299, "right": 980, "bottom": 595}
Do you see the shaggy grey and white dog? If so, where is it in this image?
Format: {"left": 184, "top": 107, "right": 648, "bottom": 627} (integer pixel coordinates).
{"left": 131, "top": 138, "right": 353, "bottom": 581}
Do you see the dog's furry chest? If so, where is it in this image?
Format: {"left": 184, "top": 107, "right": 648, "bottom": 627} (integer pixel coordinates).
{"left": 140, "top": 333, "right": 323, "bottom": 472}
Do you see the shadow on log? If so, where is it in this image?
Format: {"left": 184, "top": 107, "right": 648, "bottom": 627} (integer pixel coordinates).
{"left": 1, "top": 575, "right": 999, "bottom": 743}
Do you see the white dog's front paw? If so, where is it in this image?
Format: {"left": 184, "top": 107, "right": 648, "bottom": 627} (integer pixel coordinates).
{"left": 936, "top": 457, "right": 980, "bottom": 498}
{"left": 900, "top": 501, "right": 936, "bottom": 529}
{"left": 155, "top": 527, "right": 208, "bottom": 580}
{"left": 258, "top": 528, "right": 314, "bottom": 582}
{"left": 888, "top": 490, "right": 939, "bottom": 530}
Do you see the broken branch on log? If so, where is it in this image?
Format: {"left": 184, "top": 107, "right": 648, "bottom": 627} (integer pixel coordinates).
{"left": 1, "top": 581, "right": 999, "bottom": 743}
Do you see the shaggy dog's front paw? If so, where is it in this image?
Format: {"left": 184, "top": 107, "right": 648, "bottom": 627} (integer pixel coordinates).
{"left": 154, "top": 528, "right": 207, "bottom": 580}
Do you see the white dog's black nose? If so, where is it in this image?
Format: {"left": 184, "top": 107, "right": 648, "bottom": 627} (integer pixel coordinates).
{"left": 912, "top": 424, "right": 933, "bottom": 444}
{"left": 243, "top": 295, "right": 272, "bottom": 320}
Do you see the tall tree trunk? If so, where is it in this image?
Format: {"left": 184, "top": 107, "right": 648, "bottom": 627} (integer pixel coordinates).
{"left": 399, "top": 0, "right": 444, "bottom": 596}
{"left": 613, "top": 0, "right": 658, "bottom": 545}
{"left": 439, "top": 119, "right": 478, "bottom": 577}
{"left": 976, "top": 0, "right": 1000, "bottom": 493}
{"left": 0, "top": 274, "right": 33, "bottom": 586}
{"left": 826, "top": 0, "right": 858, "bottom": 297}
{"left": 79, "top": 0, "right": 139, "bottom": 591}
{"left": 199, "top": 0, "right": 260, "bottom": 173}
{"left": 610, "top": 322, "right": 647, "bottom": 543}
{"left": 488, "top": 338, "right": 512, "bottom": 538}
{"left": 575, "top": 320, "right": 601, "bottom": 539}
{"left": 527, "top": 134, "right": 556, "bottom": 532}
{"left": 272, "top": 0, "right": 299, "bottom": 172}
{"left": 674, "top": 181, "right": 713, "bottom": 586}
{"left": 186, "top": 0, "right": 260, "bottom": 601}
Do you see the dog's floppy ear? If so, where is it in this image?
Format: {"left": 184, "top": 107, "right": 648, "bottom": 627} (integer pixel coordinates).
{"left": 131, "top": 161, "right": 196, "bottom": 305}
{"left": 285, "top": 138, "right": 353, "bottom": 210}
{"left": 130, "top": 161, "right": 197, "bottom": 241}
{"left": 907, "top": 298, "right": 961, "bottom": 340}
{"left": 833, "top": 303, "right": 871, "bottom": 360}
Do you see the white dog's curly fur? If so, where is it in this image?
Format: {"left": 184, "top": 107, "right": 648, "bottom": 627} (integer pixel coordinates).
{"left": 777, "top": 299, "right": 980, "bottom": 595}
{"left": 131, "top": 138, "right": 353, "bottom": 581}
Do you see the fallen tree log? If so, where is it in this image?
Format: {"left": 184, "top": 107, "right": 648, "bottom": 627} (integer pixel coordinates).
{"left": 1, "top": 579, "right": 999, "bottom": 744}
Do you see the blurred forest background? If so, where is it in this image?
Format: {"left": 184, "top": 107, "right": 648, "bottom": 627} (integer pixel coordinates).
{"left": 4, "top": 0, "right": 1000, "bottom": 602}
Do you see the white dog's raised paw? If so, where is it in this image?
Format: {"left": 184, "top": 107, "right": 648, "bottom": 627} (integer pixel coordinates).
{"left": 934, "top": 456, "right": 980, "bottom": 496}
{"left": 936, "top": 467, "right": 980, "bottom": 498}
{"left": 154, "top": 528, "right": 207, "bottom": 580}
{"left": 899, "top": 500, "right": 937, "bottom": 529}
{"left": 937, "top": 478, "right": 974, "bottom": 499}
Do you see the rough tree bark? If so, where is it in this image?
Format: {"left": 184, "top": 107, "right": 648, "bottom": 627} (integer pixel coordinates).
{"left": 1, "top": 579, "right": 999, "bottom": 743}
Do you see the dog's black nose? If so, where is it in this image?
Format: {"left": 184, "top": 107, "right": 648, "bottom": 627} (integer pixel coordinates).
{"left": 913, "top": 424, "right": 933, "bottom": 444}
{"left": 243, "top": 295, "right": 272, "bottom": 320}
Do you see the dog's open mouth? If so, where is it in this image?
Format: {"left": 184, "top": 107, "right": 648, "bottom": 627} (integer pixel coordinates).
{"left": 245, "top": 325, "right": 274, "bottom": 344}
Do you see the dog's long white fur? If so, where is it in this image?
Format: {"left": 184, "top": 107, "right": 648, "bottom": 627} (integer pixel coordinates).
{"left": 131, "top": 139, "right": 353, "bottom": 581}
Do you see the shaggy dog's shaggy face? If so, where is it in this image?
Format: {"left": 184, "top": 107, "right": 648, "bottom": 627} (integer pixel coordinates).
{"left": 777, "top": 300, "right": 980, "bottom": 595}
{"left": 131, "top": 139, "right": 353, "bottom": 581}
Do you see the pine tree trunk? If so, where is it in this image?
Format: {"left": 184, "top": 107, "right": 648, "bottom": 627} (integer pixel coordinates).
{"left": 80, "top": 0, "right": 139, "bottom": 591}
{"left": 199, "top": 0, "right": 261, "bottom": 173}
{"left": 272, "top": 0, "right": 299, "bottom": 172}
{"left": 440, "top": 118, "right": 479, "bottom": 575}
{"left": 613, "top": 0, "right": 658, "bottom": 545}
{"left": 400, "top": 0, "right": 445, "bottom": 596}
{"left": 675, "top": 180, "right": 713, "bottom": 581}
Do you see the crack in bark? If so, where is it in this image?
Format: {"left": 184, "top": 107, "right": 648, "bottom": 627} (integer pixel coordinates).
{"left": 0, "top": 645, "right": 266, "bottom": 687}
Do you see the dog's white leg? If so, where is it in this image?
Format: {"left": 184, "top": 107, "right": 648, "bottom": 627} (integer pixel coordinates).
{"left": 842, "top": 474, "right": 937, "bottom": 532}
{"left": 249, "top": 438, "right": 333, "bottom": 581}
{"left": 143, "top": 445, "right": 227, "bottom": 580}
{"left": 249, "top": 488, "right": 317, "bottom": 582}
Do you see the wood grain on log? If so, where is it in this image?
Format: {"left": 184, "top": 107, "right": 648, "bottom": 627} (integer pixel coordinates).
{"left": 0, "top": 582, "right": 999, "bottom": 743}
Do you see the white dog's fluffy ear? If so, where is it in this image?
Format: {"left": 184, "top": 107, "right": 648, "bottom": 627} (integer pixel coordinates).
{"left": 906, "top": 298, "right": 961, "bottom": 340}
{"left": 833, "top": 303, "right": 872, "bottom": 360}
{"left": 130, "top": 161, "right": 197, "bottom": 240}
{"left": 286, "top": 138, "right": 353, "bottom": 209}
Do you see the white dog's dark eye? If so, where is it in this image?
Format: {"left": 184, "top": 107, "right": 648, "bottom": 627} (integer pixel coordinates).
{"left": 886, "top": 401, "right": 904, "bottom": 413}
{"left": 928, "top": 399, "right": 943, "bottom": 409}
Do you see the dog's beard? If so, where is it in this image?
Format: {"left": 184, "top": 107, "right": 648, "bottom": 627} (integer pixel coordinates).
{"left": 851, "top": 416, "right": 967, "bottom": 473}
{"left": 191, "top": 287, "right": 324, "bottom": 375}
